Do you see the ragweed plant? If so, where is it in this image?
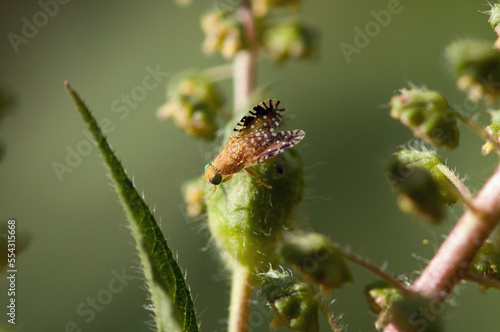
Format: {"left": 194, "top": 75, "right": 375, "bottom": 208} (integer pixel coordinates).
{"left": 379, "top": 4, "right": 500, "bottom": 332}
{"left": 63, "top": 2, "right": 500, "bottom": 332}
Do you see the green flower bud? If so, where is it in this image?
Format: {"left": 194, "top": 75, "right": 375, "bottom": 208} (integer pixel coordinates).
{"left": 260, "top": 270, "right": 319, "bottom": 332}
{"left": 253, "top": 0, "right": 300, "bottom": 17}
{"left": 158, "top": 100, "right": 217, "bottom": 140}
{"left": 445, "top": 40, "right": 500, "bottom": 102}
{"left": 388, "top": 296, "right": 443, "bottom": 332}
{"left": 201, "top": 10, "right": 245, "bottom": 59}
{"left": 263, "top": 22, "right": 316, "bottom": 63}
{"left": 389, "top": 149, "right": 461, "bottom": 222}
{"left": 157, "top": 72, "right": 222, "bottom": 140}
{"left": 181, "top": 178, "right": 206, "bottom": 218}
{"left": 489, "top": 109, "right": 500, "bottom": 123}
{"left": 471, "top": 241, "right": 500, "bottom": 282}
{"left": 207, "top": 150, "right": 304, "bottom": 269}
{"left": 481, "top": 123, "right": 500, "bottom": 155}
{"left": 489, "top": 4, "right": 500, "bottom": 30}
{"left": 395, "top": 149, "right": 459, "bottom": 206}
{"left": 278, "top": 232, "right": 352, "bottom": 296}
{"left": 390, "top": 87, "right": 460, "bottom": 149}
{"left": 364, "top": 281, "right": 404, "bottom": 330}
{"left": 481, "top": 110, "right": 500, "bottom": 155}
{"left": 389, "top": 161, "right": 444, "bottom": 222}
{"left": 171, "top": 72, "right": 222, "bottom": 109}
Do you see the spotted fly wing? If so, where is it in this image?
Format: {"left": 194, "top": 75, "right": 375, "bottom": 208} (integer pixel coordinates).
{"left": 231, "top": 99, "right": 285, "bottom": 137}
{"left": 245, "top": 129, "right": 305, "bottom": 167}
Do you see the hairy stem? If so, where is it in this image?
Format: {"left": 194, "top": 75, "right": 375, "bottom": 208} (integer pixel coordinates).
{"left": 435, "top": 163, "right": 476, "bottom": 211}
{"left": 384, "top": 163, "right": 500, "bottom": 332}
{"left": 228, "top": 264, "right": 253, "bottom": 332}
{"left": 228, "top": 2, "right": 257, "bottom": 332}
{"left": 317, "top": 299, "right": 343, "bottom": 332}
{"left": 463, "top": 271, "right": 500, "bottom": 291}
{"left": 452, "top": 109, "right": 500, "bottom": 153}
{"left": 339, "top": 248, "right": 413, "bottom": 297}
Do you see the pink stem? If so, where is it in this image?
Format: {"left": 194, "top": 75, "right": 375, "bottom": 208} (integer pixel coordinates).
{"left": 233, "top": 0, "right": 257, "bottom": 114}
{"left": 384, "top": 163, "right": 500, "bottom": 332}
{"left": 228, "top": 2, "right": 257, "bottom": 332}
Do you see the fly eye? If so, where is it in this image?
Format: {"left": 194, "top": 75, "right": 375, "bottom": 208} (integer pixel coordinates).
{"left": 210, "top": 173, "right": 222, "bottom": 185}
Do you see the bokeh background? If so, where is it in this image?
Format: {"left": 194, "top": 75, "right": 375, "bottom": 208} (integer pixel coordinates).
{"left": 1, "top": 0, "right": 500, "bottom": 331}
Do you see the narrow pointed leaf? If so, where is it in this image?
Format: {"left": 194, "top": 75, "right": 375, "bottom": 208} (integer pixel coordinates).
{"left": 65, "top": 82, "right": 198, "bottom": 332}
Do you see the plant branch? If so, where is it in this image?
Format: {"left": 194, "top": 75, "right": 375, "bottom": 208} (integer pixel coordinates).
{"left": 463, "top": 271, "right": 500, "bottom": 291}
{"left": 452, "top": 109, "right": 500, "bottom": 153}
{"left": 435, "top": 163, "right": 476, "bottom": 211}
{"left": 228, "top": 264, "right": 253, "bottom": 332}
{"left": 228, "top": 2, "right": 257, "bottom": 332}
{"left": 384, "top": 163, "right": 500, "bottom": 332}
{"left": 233, "top": 0, "right": 257, "bottom": 115}
{"left": 338, "top": 247, "right": 413, "bottom": 297}
{"left": 317, "top": 299, "right": 343, "bottom": 332}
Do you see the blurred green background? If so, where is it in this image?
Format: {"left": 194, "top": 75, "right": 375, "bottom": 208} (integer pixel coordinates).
{"left": 1, "top": 0, "right": 500, "bottom": 331}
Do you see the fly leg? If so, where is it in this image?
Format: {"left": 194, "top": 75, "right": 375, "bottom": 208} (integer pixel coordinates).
{"left": 245, "top": 168, "right": 272, "bottom": 189}
{"left": 220, "top": 174, "right": 233, "bottom": 184}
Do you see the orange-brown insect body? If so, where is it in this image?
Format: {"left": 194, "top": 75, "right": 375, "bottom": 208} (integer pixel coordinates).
{"left": 203, "top": 99, "right": 305, "bottom": 192}
{"left": 212, "top": 136, "right": 251, "bottom": 175}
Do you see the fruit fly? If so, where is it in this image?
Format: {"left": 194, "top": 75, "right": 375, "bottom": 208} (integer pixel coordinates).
{"left": 203, "top": 99, "right": 305, "bottom": 197}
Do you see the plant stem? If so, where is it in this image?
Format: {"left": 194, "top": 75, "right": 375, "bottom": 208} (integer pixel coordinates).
{"left": 452, "top": 109, "right": 500, "bottom": 153}
{"left": 317, "top": 300, "right": 343, "bottom": 332}
{"left": 233, "top": 0, "right": 257, "bottom": 115}
{"left": 463, "top": 271, "right": 500, "bottom": 291}
{"left": 384, "top": 163, "right": 500, "bottom": 332}
{"left": 228, "top": 264, "right": 253, "bottom": 332}
{"left": 435, "top": 163, "right": 476, "bottom": 211}
{"left": 411, "top": 163, "right": 500, "bottom": 297}
{"left": 339, "top": 247, "right": 413, "bottom": 297}
{"left": 228, "top": 2, "right": 257, "bottom": 332}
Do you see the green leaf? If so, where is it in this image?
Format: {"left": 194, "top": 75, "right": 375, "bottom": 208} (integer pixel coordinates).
{"left": 65, "top": 82, "right": 199, "bottom": 332}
